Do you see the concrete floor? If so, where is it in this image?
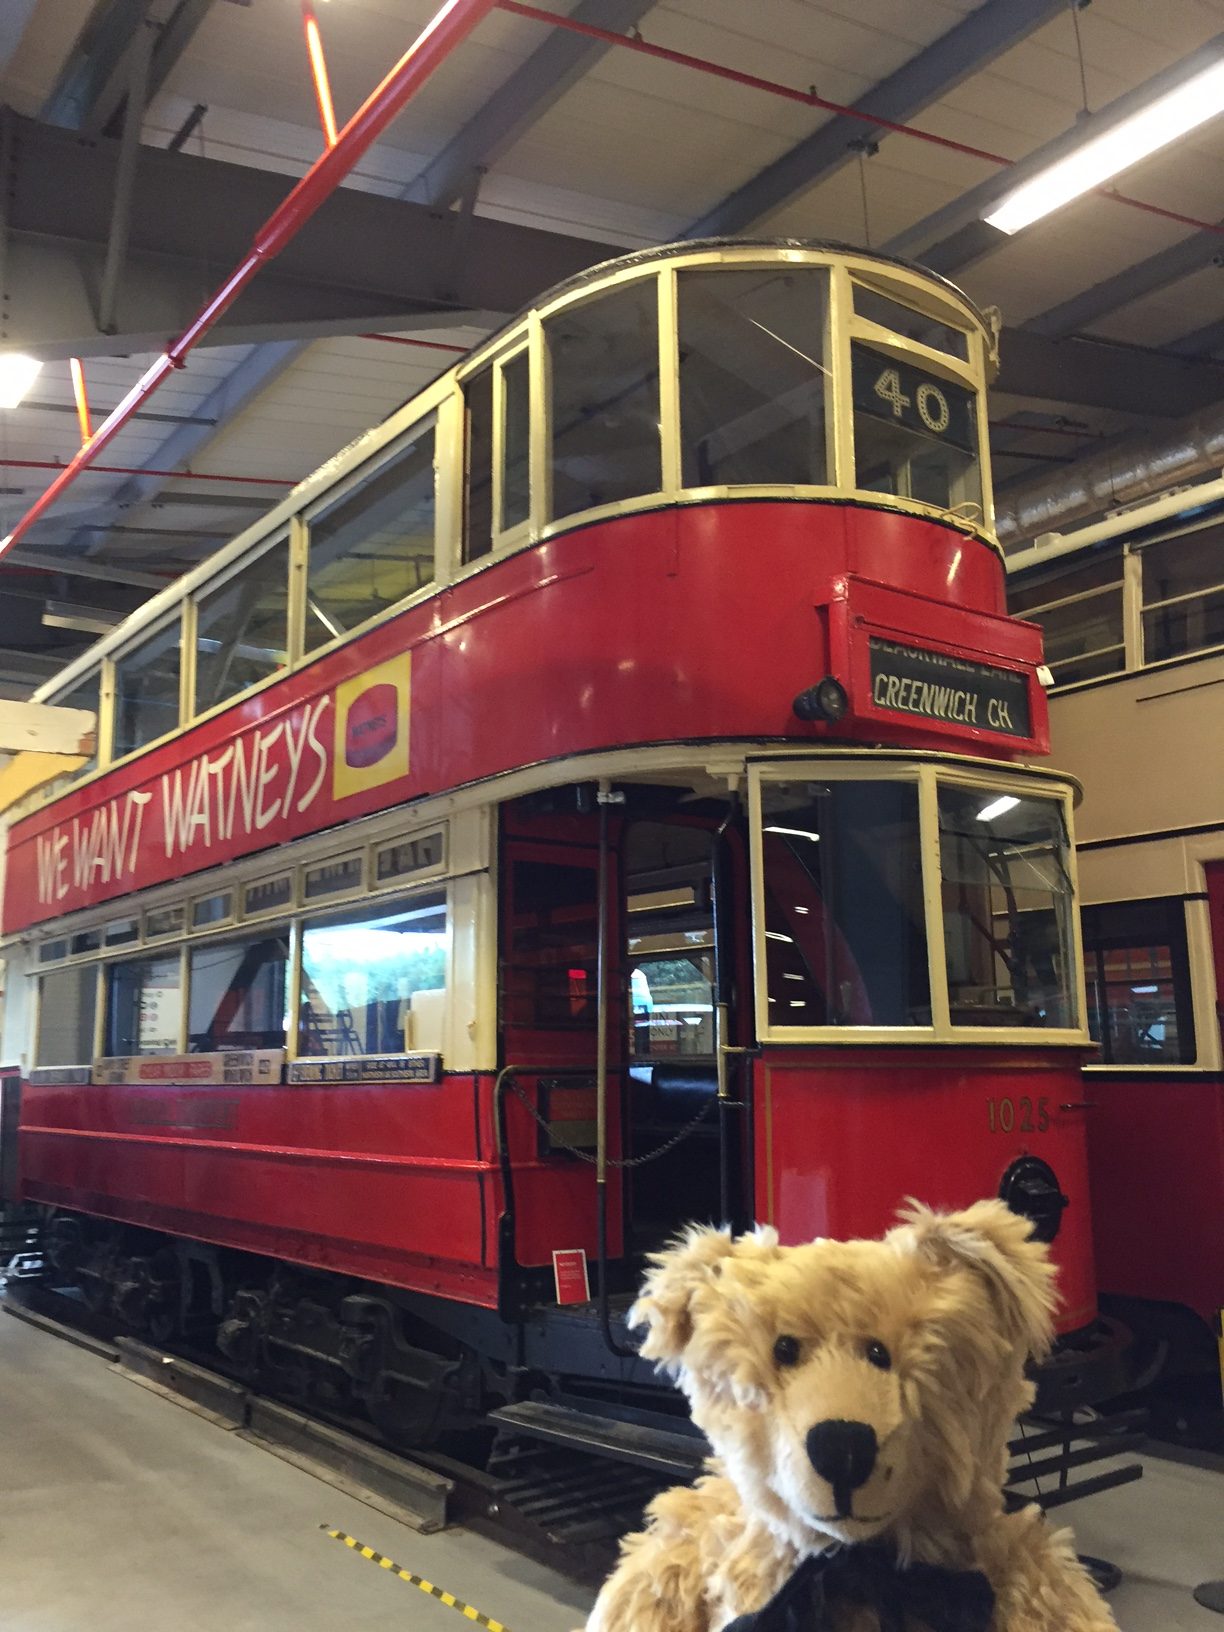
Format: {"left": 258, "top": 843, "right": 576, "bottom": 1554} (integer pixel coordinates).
{"left": 0, "top": 1309, "right": 1220, "bottom": 1631}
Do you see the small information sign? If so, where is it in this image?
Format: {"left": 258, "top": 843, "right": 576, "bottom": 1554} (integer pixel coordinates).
{"left": 287, "top": 1052, "right": 442, "bottom": 1085}
{"left": 552, "top": 1248, "right": 591, "bottom": 1306}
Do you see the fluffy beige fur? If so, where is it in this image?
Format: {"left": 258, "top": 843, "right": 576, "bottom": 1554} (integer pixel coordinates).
{"left": 584, "top": 1201, "right": 1118, "bottom": 1632}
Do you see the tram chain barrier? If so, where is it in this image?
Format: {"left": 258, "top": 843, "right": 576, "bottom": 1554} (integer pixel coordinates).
{"left": 505, "top": 1073, "right": 714, "bottom": 1168}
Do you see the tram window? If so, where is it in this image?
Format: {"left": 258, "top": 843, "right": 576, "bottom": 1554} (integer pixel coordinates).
{"left": 937, "top": 787, "right": 1076, "bottom": 1030}
{"left": 503, "top": 860, "right": 597, "bottom": 1031}
{"left": 1081, "top": 897, "right": 1195, "bottom": 1065}
{"left": 851, "top": 344, "right": 981, "bottom": 514}
{"left": 307, "top": 423, "right": 437, "bottom": 651}
{"left": 299, "top": 892, "right": 448, "bottom": 1057}
{"left": 678, "top": 268, "right": 828, "bottom": 488}
{"left": 48, "top": 669, "right": 100, "bottom": 777}
{"left": 112, "top": 616, "right": 182, "bottom": 760}
{"left": 758, "top": 780, "right": 930, "bottom": 1028}
{"left": 36, "top": 965, "right": 97, "bottom": 1066}
{"left": 852, "top": 282, "right": 970, "bottom": 362}
{"left": 189, "top": 934, "right": 289, "bottom": 1052}
{"left": 463, "top": 367, "right": 495, "bottom": 563}
{"left": 547, "top": 281, "right": 661, "bottom": 521}
{"left": 1140, "top": 524, "right": 1224, "bottom": 664}
{"left": 501, "top": 350, "right": 530, "bottom": 532}
{"left": 106, "top": 954, "right": 183, "bottom": 1056}
{"left": 195, "top": 538, "right": 289, "bottom": 712}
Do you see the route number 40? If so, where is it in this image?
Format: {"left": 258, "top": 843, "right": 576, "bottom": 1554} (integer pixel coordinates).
{"left": 873, "top": 366, "right": 950, "bottom": 434}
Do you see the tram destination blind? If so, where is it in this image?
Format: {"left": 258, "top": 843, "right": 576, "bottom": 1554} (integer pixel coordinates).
{"left": 851, "top": 347, "right": 976, "bottom": 454}
{"left": 869, "top": 638, "right": 1031, "bottom": 737}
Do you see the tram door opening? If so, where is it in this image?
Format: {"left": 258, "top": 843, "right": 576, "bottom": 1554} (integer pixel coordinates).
{"left": 499, "top": 802, "right": 745, "bottom": 1277}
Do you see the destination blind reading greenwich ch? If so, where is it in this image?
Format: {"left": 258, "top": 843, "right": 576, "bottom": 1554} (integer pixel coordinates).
{"left": 868, "top": 638, "right": 1031, "bottom": 737}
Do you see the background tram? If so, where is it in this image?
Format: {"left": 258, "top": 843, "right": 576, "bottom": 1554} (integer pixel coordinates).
{"left": 1008, "top": 488, "right": 1224, "bottom": 1391}
{"left": 0, "top": 241, "right": 1121, "bottom": 1449}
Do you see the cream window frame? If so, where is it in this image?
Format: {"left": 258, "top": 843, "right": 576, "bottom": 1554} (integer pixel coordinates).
{"left": 748, "top": 758, "right": 1087, "bottom": 1047}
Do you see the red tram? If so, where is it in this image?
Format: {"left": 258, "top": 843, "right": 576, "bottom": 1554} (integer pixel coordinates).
{"left": 0, "top": 241, "right": 1120, "bottom": 1443}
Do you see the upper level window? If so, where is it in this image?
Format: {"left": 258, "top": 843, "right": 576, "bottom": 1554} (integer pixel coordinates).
{"left": 307, "top": 422, "right": 436, "bottom": 651}
{"left": 938, "top": 787, "right": 1076, "bottom": 1030}
{"left": 501, "top": 349, "right": 531, "bottom": 533}
{"left": 48, "top": 670, "right": 100, "bottom": 778}
{"left": 547, "top": 281, "right": 660, "bottom": 521}
{"left": 189, "top": 933, "right": 289, "bottom": 1052}
{"left": 1139, "top": 523, "right": 1224, "bottom": 665}
{"left": 1082, "top": 897, "right": 1195, "bottom": 1065}
{"left": 463, "top": 368, "right": 494, "bottom": 564}
{"left": 759, "top": 779, "right": 930, "bottom": 1028}
{"left": 678, "top": 267, "right": 828, "bottom": 488}
{"left": 113, "top": 616, "right": 181, "bottom": 759}
{"left": 195, "top": 538, "right": 289, "bottom": 714}
{"left": 36, "top": 965, "right": 97, "bottom": 1066}
{"left": 299, "top": 892, "right": 448, "bottom": 1057}
{"left": 853, "top": 281, "right": 970, "bottom": 361}
{"left": 852, "top": 345, "right": 980, "bottom": 514}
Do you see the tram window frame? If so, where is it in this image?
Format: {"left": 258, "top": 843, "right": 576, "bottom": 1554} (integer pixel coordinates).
{"left": 45, "top": 666, "right": 101, "bottom": 779}
{"left": 104, "top": 949, "right": 186, "bottom": 1057}
{"left": 496, "top": 344, "right": 532, "bottom": 543}
{"left": 462, "top": 364, "right": 495, "bottom": 565}
{"left": 35, "top": 962, "right": 99, "bottom": 1067}
{"left": 187, "top": 929, "right": 290, "bottom": 1054}
{"left": 110, "top": 611, "right": 185, "bottom": 763}
{"left": 848, "top": 338, "right": 984, "bottom": 517}
{"left": 304, "top": 417, "right": 439, "bottom": 655}
{"left": 748, "top": 763, "right": 1086, "bottom": 1046}
{"left": 193, "top": 533, "right": 291, "bottom": 717}
{"left": 544, "top": 274, "right": 663, "bottom": 527}
{"left": 1081, "top": 896, "right": 1196, "bottom": 1066}
{"left": 297, "top": 888, "right": 450, "bottom": 1060}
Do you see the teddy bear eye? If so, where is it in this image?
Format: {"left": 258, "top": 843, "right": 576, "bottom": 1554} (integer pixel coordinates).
{"left": 773, "top": 1334, "right": 801, "bottom": 1367}
{"left": 865, "top": 1339, "right": 892, "bottom": 1370}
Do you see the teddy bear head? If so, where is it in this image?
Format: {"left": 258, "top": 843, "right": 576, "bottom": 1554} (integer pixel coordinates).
{"left": 629, "top": 1200, "right": 1057, "bottom": 1557}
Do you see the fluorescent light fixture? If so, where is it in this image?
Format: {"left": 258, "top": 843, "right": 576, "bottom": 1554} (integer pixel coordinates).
{"left": 0, "top": 353, "right": 43, "bottom": 409}
{"left": 42, "top": 600, "right": 120, "bottom": 636}
{"left": 1131, "top": 984, "right": 1159, "bottom": 994}
{"left": 977, "top": 794, "right": 1020, "bottom": 822}
{"left": 764, "top": 825, "right": 821, "bottom": 842}
{"left": 765, "top": 930, "right": 794, "bottom": 943}
{"left": 986, "top": 55, "right": 1224, "bottom": 234}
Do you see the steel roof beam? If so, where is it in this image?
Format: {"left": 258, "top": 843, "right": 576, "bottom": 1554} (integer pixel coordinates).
{"left": 1026, "top": 227, "right": 1224, "bottom": 340}
{"left": 684, "top": 0, "right": 1068, "bottom": 240}
{"left": 410, "top": 0, "right": 658, "bottom": 210}
{"left": 995, "top": 327, "right": 1224, "bottom": 416}
{"left": 0, "top": 0, "right": 40, "bottom": 76}
{"left": 40, "top": 0, "right": 221, "bottom": 135}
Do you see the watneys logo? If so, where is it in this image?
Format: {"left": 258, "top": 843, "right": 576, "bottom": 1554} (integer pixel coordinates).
{"left": 332, "top": 655, "right": 411, "bottom": 799}
{"left": 344, "top": 682, "right": 399, "bottom": 768}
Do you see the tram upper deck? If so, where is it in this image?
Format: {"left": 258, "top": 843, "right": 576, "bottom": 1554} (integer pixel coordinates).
{"left": 2, "top": 240, "right": 1046, "bottom": 937}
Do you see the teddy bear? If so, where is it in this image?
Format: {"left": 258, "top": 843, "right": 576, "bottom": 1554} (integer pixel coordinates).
{"left": 583, "top": 1200, "right": 1119, "bottom": 1632}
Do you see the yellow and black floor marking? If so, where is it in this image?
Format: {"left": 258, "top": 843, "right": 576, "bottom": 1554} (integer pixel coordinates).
{"left": 322, "top": 1525, "right": 513, "bottom": 1632}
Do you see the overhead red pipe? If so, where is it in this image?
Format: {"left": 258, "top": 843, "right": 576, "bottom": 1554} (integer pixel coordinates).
{"left": 0, "top": 0, "right": 498, "bottom": 560}
{"left": 360, "top": 331, "right": 469, "bottom": 353}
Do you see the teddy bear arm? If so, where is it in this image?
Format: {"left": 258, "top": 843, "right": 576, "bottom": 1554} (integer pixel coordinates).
{"left": 582, "top": 1474, "right": 747, "bottom": 1632}
{"left": 984, "top": 1510, "right": 1120, "bottom": 1632}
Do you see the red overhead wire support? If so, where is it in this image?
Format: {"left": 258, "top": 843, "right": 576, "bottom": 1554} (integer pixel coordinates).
{"left": 497, "top": 0, "right": 1224, "bottom": 239}
{"left": 302, "top": 3, "right": 339, "bottom": 148}
{"left": 68, "top": 358, "right": 93, "bottom": 446}
{"left": 0, "top": 0, "right": 498, "bottom": 561}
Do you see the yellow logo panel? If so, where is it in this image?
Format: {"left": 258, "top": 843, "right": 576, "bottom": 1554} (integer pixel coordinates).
{"left": 332, "top": 653, "right": 410, "bottom": 800}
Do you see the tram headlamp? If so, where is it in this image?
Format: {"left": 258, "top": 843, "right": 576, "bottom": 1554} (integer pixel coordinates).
{"left": 792, "top": 676, "right": 848, "bottom": 723}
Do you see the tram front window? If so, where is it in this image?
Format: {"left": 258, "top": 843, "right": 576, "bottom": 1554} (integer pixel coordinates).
{"left": 938, "top": 788, "right": 1077, "bottom": 1029}
{"left": 851, "top": 344, "right": 981, "bottom": 514}
{"left": 759, "top": 780, "right": 930, "bottom": 1028}
{"left": 677, "top": 267, "right": 828, "bottom": 488}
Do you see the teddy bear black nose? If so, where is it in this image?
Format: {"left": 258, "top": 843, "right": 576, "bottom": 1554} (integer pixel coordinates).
{"left": 806, "top": 1420, "right": 878, "bottom": 1515}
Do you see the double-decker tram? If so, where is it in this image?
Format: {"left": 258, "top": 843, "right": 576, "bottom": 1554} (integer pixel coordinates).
{"left": 0, "top": 240, "right": 1121, "bottom": 1450}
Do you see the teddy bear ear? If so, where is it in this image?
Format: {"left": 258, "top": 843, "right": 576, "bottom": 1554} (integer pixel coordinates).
{"left": 628, "top": 1224, "right": 778, "bottom": 1372}
{"left": 893, "top": 1198, "right": 1058, "bottom": 1359}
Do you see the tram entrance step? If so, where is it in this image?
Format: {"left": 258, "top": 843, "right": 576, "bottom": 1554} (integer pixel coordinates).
{"left": 488, "top": 1400, "right": 707, "bottom": 1480}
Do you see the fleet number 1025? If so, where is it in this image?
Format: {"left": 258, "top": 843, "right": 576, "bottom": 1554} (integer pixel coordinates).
{"left": 987, "top": 1095, "right": 1050, "bottom": 1133}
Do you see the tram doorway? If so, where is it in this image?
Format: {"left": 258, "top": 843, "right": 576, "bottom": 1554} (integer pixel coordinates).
{"left": 498, "top": 796, "right": 749, "bottom": 1280}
